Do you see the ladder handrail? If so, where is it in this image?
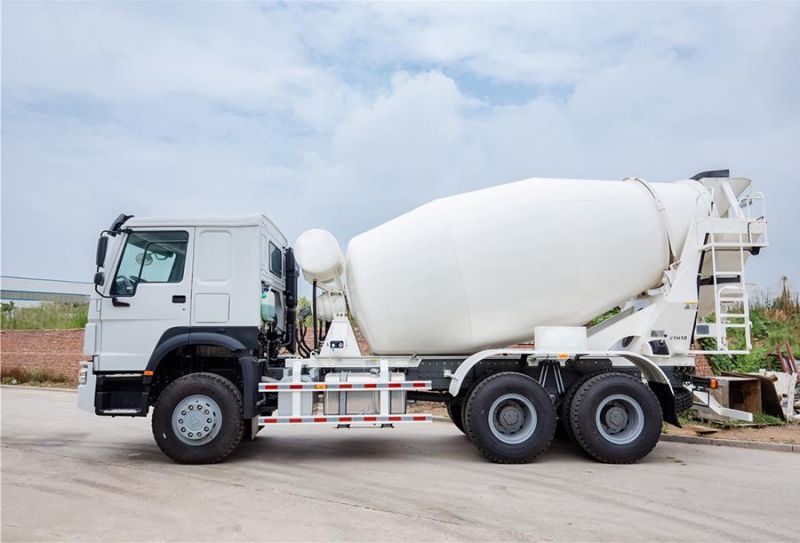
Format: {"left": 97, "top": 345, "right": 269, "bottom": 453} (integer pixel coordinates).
{"left": 700, "top": 216, "right": 753, "bottom": 354}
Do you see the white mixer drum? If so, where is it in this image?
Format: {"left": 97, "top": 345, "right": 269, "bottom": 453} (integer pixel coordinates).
{"left": 345, "top": 177, "right": 709, "bottom": 355}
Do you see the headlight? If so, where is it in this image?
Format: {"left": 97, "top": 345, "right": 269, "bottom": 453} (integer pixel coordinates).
{"left": 79, "top": 363, "right": 89, "bottom": 385}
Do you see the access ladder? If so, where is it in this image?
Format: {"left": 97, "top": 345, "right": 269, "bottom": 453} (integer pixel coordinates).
{"left": 693, "top": 187, "right": 767, "bottom": 355}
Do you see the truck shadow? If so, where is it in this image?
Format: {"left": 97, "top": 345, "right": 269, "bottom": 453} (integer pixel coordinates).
{"left": 226, "top": 431, "right": 608, "bottom": 465}
{"left": 233, "top": 432, "right": 480, "bottom": 463}
{"left": 2, "top": 430, "right": 669, "bottom": 468}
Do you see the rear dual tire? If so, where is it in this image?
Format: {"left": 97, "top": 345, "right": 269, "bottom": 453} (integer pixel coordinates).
{"left": 558, "top": 371, "right": 605, "bottom": 441}
{"left": 673, "top": 385, "right": 694, "bottom": 414}
{"left": 568, "top": 373, "right": 662, "bottom": 464}
{"left": 446, "top": 397, "right": 467, "bottom": 435}
{"left": 464, "top": 372, "right": 557, "bottom": 463}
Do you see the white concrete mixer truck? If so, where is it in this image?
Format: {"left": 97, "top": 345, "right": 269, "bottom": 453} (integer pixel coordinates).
{"left": 78, "top": 170, "right": 768, "bottom": 464}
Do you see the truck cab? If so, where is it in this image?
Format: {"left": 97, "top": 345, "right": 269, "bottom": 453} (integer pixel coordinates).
{"left": 79, "top": 214, "right": 297, "bottom": 420}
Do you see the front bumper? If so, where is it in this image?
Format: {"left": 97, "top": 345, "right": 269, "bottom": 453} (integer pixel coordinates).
{"left": 77, "top": 360, "right": 97, "bottom": 413}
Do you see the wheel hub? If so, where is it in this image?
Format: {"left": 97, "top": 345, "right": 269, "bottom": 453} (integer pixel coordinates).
{"left": 498, "top": 405, "right": 524, "bottom": 432}
{"left": 594, "top": 394, "right": 645, "bottom": 445}
{"left": 172, "top": 394, "right": 222, "bottom": 446}
{"left": 488, "top": 394, "right": 538, "bottom": 445}
{"left": 603, "top": 404, "right": 630, "bottom": 434}
{"left": 184, "top": 410, "right": 206, "bottom": 432}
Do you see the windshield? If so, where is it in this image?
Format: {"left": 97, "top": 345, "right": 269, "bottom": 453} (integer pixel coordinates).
{"left": 110, "top": 231, "right": 189, "bottom": 296}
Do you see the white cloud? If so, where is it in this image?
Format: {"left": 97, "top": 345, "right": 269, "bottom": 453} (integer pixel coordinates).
{"left": 2, "top": 2, "right": 798, "bottom": 292}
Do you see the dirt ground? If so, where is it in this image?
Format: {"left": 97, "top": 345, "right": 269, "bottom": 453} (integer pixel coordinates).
{"left": 408, "top": 400, "right": 448, "bottom": 417}
{"left": 5, "top": 386, "right": 799, "bottom": 542}
{"left": 663, "top": 420, "right": 800, "bottom": 444}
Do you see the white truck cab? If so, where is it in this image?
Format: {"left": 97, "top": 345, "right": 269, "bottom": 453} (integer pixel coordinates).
{"left": 80, "top": 213, "right": 298, "bottom": 421}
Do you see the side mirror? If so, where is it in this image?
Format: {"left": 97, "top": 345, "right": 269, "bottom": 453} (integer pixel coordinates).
{"left": 96, "top": 236, "right": 109, "bottom": 267}
{"left": 93, "top": 271, "right": 106, "bottom": 286}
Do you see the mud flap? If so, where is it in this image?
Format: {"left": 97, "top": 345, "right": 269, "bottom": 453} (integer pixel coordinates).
{"left": 238, "top": 356, "right": 263, "bottom": 420}
{"left": 649, "top": 381, "right": 680, "bottom": 427}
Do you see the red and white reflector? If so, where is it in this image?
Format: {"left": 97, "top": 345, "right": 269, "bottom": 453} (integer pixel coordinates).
{"left": 258, "top": 414, "right": 433, "bottom": 425}
{"left": 258, "top": 381, "right": 431, "bottom": 392}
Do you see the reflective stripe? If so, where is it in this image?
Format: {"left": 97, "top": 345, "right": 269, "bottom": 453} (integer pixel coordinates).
{"left": 258, "top": 414, "right": 433, "bottom": 425}
{"left": 258, "top": 381, "right": 431, "bottom": 392}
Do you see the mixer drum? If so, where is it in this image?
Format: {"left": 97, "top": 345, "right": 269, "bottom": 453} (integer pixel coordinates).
{"left": 345, "top": 177, "right": 710, "bottom": 355}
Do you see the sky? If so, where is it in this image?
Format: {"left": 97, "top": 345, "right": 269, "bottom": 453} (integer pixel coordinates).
{"left": 2, "top": 2, "right": 799, "bottom": 297}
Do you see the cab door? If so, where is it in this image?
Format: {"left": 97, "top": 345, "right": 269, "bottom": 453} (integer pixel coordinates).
{"left": 96, "top": 229, "right": 194, "bottom": 371}
{"left": 191, "top": 228, "right": 234, "bottom": 325}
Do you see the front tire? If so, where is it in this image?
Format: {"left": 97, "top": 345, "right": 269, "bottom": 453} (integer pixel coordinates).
{"left": 464, "top": 372, "right": 556, "bottom": 463}
{"left": 569, "top": 373, "right": 662, "bottom": 464}
{"left": 152, "top": 372, "right": 244, "bottom": 464}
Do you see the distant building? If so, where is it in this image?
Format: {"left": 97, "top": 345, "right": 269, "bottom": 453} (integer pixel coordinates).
{"left": 0, "top": 276, "right": 92, "bottom": 306}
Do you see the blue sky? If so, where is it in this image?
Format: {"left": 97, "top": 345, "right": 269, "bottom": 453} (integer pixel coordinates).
{"left": 2, "top": 2, "right": 799, "bottom": 295}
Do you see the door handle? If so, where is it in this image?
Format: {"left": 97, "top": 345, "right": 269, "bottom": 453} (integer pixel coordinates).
{"left": 172, "top": 295, "right": 187, "bottom": 304}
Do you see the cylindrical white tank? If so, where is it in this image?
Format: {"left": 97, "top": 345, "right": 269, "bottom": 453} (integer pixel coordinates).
{"left": 294, "top": 229, "right": 345, "bottom": 284}
{"left": 316, "top": 291, "right": 347, "bottom": 322}
{"left": 345, "top": 177, "right": 711, "bottom": 355}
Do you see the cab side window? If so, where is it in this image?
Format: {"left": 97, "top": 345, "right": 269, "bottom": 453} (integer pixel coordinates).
{"left": 111, "top": 231, "right": 189, "bottom": 296}
{"left": 269, "top": 241, "right": 283, "bottom": 278}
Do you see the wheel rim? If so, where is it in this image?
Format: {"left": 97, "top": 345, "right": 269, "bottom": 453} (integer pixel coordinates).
{"left": 488, "top": 393, "right": 538, "bottom": 444}
{"left": 171, "top": 394, "right": 222, "bottom": 446}
{"left": 594, "top": 393, "right": 645, "bottom": 445}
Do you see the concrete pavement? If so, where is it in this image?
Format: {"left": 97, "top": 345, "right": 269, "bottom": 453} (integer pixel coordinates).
{"left": 2, "top": 386, "right": 798, "bottom": 541}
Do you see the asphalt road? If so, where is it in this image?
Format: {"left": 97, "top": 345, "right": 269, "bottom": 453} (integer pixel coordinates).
{"left": 2, "top": 386, "right": 798, "bottom": 542}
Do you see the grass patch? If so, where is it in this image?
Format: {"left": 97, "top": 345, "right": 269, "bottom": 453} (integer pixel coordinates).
{"left": 677, "top": 413, "right": 697, "bottom": 427}
{"left": 587, "top": 306, "right": 621, "bottom": 327}
{"left": 681, "top": 409, "right": 787, "bottom": 429}
{"left": 1, "top": 366, "right": 75, "bottom": 386}
{"left": 698, "top": 282, "right": 799, "bottom": 375}
{"left": 752, "top": 412, "right": 786, "bottom": 426}
{"left": 1, "top": 302, "right": 88, "bottom": 330}
{"left": 701, "top": 308, "right": 800, "bottom": 374}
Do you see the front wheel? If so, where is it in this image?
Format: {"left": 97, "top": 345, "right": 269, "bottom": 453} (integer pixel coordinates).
{"left": 463, "top": 372, "right": 557, "bottom": 463}
{"left": 569, "top": 373, "right": 662, "bottom": 464}
{"left": 152, "top": 372, "right": 244, "bottom": 464}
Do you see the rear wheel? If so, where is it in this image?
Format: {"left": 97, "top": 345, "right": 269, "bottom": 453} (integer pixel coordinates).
{"left": 446, "top": 397, "right": 467, "bottom": 435}
{"left": 558, "top": 372, "right": 604, "bottom": 441}
{"left": 673, "top": 386, "right": 693, "bottom": 415}
{"left": 152, "top": 372, "right": 244, "bottom": 464}
{"left": 569, "top": 373, "right": 662, "bottom": 464}
{"left": 464, "top": 372, "right": 556, "bottom": 463}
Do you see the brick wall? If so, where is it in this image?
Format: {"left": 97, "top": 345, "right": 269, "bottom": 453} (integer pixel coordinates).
{"left": 0, "top": 329, "right": 87, "bottom": 383}
{"left": 0, "top": 327, "right": 719, "bottom": 382}
{"left": 694, "top": 352, "right": 714, "bottom": 376}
